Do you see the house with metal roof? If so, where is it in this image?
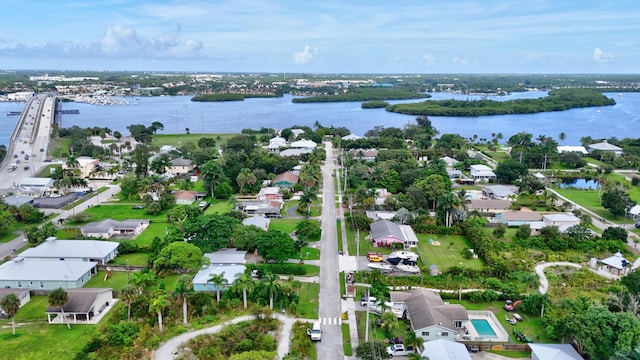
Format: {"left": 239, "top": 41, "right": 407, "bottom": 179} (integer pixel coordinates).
{"left": 290, "top": 139, "right": 317, "bottom": 150}
{"left": 80, "top": 219, "right": 150, "bottom": 239}
{"left": 20, "top": 237, "right": 119, "bottom": 265}
{"left": 279, "top": 148, "right": 313, "bottom": 157}
{"left": 369, "top": 219, "right": 418, "bottom": 248}
{"left": 341, "top": 134, "right": 361, "bottom": 141}
{"left": 193, "top": 249, "right": 248, "bottom": 292}
{"left": 529, "top": 343, "right": 583, "bottom": 360}
{"left": 268, "top": 136, "right": 287, "bottom": 152}
{"left": 0, "top": 257, "right": 97, "bottom": 290}
{"left": 493, "top": 211, "right": 543, "bottom": 226}
{"left": 242, "top": 216, "right": 270, "bottom": 230}
{"left": 597, "top": 251, "right": 632, "bottom": 276}
{"left": 390, "top": 288, "right": 469, "bottom": 342}
{"left": 587, "top": 140, "right": 623, "bottom": 156}
{"left": 420, "top": 339, "right": 471, "bottom": 360}
{"left": 470, "top": 164, "right": 496, "bottom": 182}
{"left": 46, "top": 288, "right": 115, "bottom": 325}
{"left": 18, "top": 177, "right": 55, "bottom": 197}
{"left": 482, "top": 185, "right": 516, "bottom": 200}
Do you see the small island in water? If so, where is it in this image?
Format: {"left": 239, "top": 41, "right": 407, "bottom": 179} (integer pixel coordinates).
{"left": 385, "top": 88, "right": 616, "bottom": 116}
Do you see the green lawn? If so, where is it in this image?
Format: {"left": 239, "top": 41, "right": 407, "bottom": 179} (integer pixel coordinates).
{"left": 204, "top": 199, "right": 234, "bottom": 214}
{"left": 35, "top": 164, "right": 61, "bottom": 178}
{"left": 79, "top": 204, "right": 168, "bottom": 222}
{"left": 553, "top": 187, "right": 632, "bottom": 223}
{"left": 0, "top": 296, "right": 119, "bottom": 360}
{"left": 132, "top": 223, "right": 167, "bottom": 248}
{"left": 295, "top": 282, "right": 320, "bottom": 319}
{"left": 346, "top": 227, "right": 393, "bottom": 256}
{"left": 488, "top": 350, "right": 531, "bottom": 358}
{"left": 84, "top": 270, "right": 131, "bottom": 290}
{"left": 151, "top": 133, "right": 235, "bottom": 148}
{"left": 416, "top": 234, "right": 484, "bottom": 271}
{"left": 342, "top": 323, "right": 353, "bottom": 356}
{"left": 269, "top": 218, "right": 300, "bottom": 234}
{"left": 295, "top": 246, "right": 320, "bottom": 261}
{"left": 0, "top": 230, "right": 19, "bottom": 243}
{"left": 109, "top": 252, "right": 150, "bottom": 266}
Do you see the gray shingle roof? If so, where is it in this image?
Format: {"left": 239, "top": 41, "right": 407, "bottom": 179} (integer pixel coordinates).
{"left": 45, "top": 288, "right": 112, "bottom": 313}
{"left": 396, "top": 288, "right": 468, "bottom": 330}
{"left": 370, "top": 220, "right": 405, "bottom": 242}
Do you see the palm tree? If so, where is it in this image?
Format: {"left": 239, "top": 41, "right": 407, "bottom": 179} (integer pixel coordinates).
{"left": 129, "top": 270, "right": 157, "bottom": 293}
{"left": 208, "top": 272, "right": 227, "bottom": 302}
{"left": 261, "top": 272, "right": 282, "bottom": 310}
{"left": 149, "top": 291, "right": 170, "bottom": 332}
{"left": 380, "top": 311, "right": 399, "bottom": 338}
{"left": 119, "top": 284, "right": 138, "bottom": 321}
{"left": 404, "top": 330, "right": 423, "bottom": 354}
{"left": 48, "top": 288, "right": 70, "bottom": 329}
{"left": 559, "top": 132, "right": 567, "bottom": 142}
{"left": 173, "top": 274, "right": 193, "bottom": 324}
{"left": 298, "top": 188, "right": 318, "bottom": 217}
{"left": 236, "top": 168, "right": 256, "bottom": 193}
{"left": 234, "top": 273, "right": 255, "bottom": 309}
{"left": 1, "top": 294, "right": 21, "bottom": 335}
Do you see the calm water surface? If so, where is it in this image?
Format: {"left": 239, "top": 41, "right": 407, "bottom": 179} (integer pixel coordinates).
{"left": 0, "top": 91, "right": 638, "bottom": 147}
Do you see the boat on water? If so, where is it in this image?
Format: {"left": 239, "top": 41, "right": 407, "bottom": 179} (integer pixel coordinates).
{"left": 367, "top": 263, "right": 395, "bottom": 273}
{"left": 395, "top": 264, "right": 420, "bottom": 274}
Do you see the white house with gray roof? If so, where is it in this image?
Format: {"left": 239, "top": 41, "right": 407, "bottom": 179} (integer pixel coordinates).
{"left": 21, "top": 237, "right": 119, "bottom": 265}
{"left": 80, "top": 219, "right": 150, "bottom": 239}
{"left": 0, "top": 257, "right": 96, "bottom": 290}
{"left": 587, "top": 140, "right": 623, "bottom": 156}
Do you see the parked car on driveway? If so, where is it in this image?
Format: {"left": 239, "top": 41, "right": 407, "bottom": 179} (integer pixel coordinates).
{"left": 386, "top": 344, "right": 415, "bottom": 356}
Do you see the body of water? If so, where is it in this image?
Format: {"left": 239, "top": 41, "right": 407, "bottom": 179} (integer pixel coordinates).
{"left": 558, "top": 178, "right": 600, "bottom": 190}
{"left": 0, "top": 91, "right": 638, "bottom": 147}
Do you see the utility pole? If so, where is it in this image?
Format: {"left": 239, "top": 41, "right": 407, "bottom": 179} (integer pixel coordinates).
{"left": 356, "top": 229, "right": 360, "bottom": 273}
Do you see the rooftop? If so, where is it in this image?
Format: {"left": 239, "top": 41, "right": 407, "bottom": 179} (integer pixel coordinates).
{"left": 20, "top": 238, "right": 119, "bottom": 259}
{"left": 0, "top": 258, "right": 97, "bottom": 281}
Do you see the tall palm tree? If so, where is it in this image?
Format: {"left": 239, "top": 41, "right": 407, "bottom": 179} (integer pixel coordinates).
{"left": 48, "top": 288, "right": 70, "bottom": 329}
{"left": 261, "top": 272, "right": 282, "bottom": 310}
{"left": 404, "top": 330, "right": 423, "bottom": 354}
{"left": 1, "top": 294, "right": 21, "bottom": 335}
{"left": 298, "top": 189, "right": 318, "bottom": 217}
{"left": 234, "top": 273, "right": 255, "bottom": 309}
{"left": 236, "top": 168, "right": 256, "bottom": 193}
{"left": 173, "top": 274, "right": 194, "bottom": 324}
{"left": 208, "top": 272, "right": 227, "bottom": 302}
{"left": 119, "top": 284, "right": 138, "bottom": 321}
{"left": 149, "top": 291, "right": 170, "bottom": 332}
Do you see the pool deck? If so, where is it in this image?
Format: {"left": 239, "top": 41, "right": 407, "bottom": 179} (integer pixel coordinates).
{"left": 465, "top": 311, "right": 510, "bottom": 343}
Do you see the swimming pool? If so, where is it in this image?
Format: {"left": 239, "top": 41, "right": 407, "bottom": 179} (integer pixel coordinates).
{"left": 471, "top": 319, "right": 497, "bottom": 337}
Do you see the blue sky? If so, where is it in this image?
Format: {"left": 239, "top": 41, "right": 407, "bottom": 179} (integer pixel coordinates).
{"left": 0, "top": 0, "right": 638, "bottom": 73}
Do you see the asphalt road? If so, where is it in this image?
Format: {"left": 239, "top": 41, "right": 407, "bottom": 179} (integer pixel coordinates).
{"left": 315, "top": 141, "right": 344, "bottom": 359}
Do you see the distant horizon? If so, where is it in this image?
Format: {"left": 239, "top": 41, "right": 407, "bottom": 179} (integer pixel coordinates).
{"left": 1, "top": 1, "right": 638, "bottom": 74}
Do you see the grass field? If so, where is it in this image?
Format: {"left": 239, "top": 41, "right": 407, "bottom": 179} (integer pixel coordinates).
{"left": 109, "top": 252, "right": 150, "bottom": 266}
{"left": 294, "top": 282, "right": 320, "bottom": 319}
{"left": 416, "top": 234, "right": 484, "bottom": 271}
{"left": 269, "top": 218, "right": 301, "bottom": 234}
{"left": 204, "top": 199, "right": 234, "bottom": 214}
{"left": 553, "top": 187, "right": 632, "bottom": 223}
{"left": 299, "top": 246, "right": 320, "bottom": 261}
{"left": 0, "top": 230, "right": 19, "bottom": 243}
{"left": 151, "top": 133, "right": 236, "bottom": 148}
{"left": 85, "top": 270, "right": 130, "bottom": 290}
{"left": 345, "top": 227, "right": 393, "bottom": 256}
{"left": 133, "top": 223, "right": 168, "bottom": 248}
{"left": 79, "top": 204, "right": 168, "bottom": 222}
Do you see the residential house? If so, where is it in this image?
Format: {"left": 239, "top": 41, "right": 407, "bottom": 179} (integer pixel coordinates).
{"left": 369, "top": 219, "right": 418, "bottom": 248}
{"left": 279, "top": 148, "right": 312, "bottom": 157}
{"left": 272, "top": 171, "right": 299, "bottom": 189}
{"left": 0, "top": 257, "right": 96, "bottom": 290}
{"left": 529, "top": 344, "right": 584, "bottom": 360}
{"left": 587, "top": 140, "right": 623, "bottom": 156}
{"left": 290, "top": 139, "right": 317, "bottom": 150}
{"left": 46, "top": 288, "right": 115, "bottom": 325}
{"left": 493, "top": 211, "right": 543, "bottom": 227}
{"left": 290, "top": 128, "right": 305, "bottom": 138}
{"left": 446, "top": 169, "right": 464, "bottom": 180}
{"left": 441, "top": 156, "right": 459, "bottom": 168}
{"left": 341, "top": 134, "right": 361, "bottom": 141}
{"left": 0, "top": 288, "right": 31, "bottom": 311}
{"left": 63, "top": 156, "right": 98, "bottom": 178}
{"left": 557, "top": 145, "right": 589, "bottom": 155}
{"left": 467, "top": 199, "right": 511, "bottom": 214}
{"left": 268, "top": 136, "right": 287, "bottom": 152}
{"left": 365, "top": 211, "right": 398, "bottom": 221}
{"left": 482, "top": 185, "right": 516, "bottom": 200}
{"left": 257, "top": 187, "right": 282, "bottom": 202}
{"left": 174, "top": 190, "right": 198, "bottom": 205}
{"left": 470, "top": 164, "right": 496, "bottom": 182}
{"left": 597, "top": 251, "right": 632, "bottom": 276}
{"left": 3, "top": 195, "right": 33, "bottom": 207}
{"left": 18, "top": 177, "right": 55, "bottom": 197}
{"left": 374, "top": 188, "right": 391, "bottom": 207}
{"left": 420, "top": 339, "right": 472, "bottom": 360}
{"left": 193, "top": 249, "right": 247, "bottom": 292}
{"left": 242, "top": 216, "right": 270, "bottom": 231}
{"left": 166, "top": 158, "right": 194, "bottom": 176}
{"left": 353, "top": 148, "right": 378, "bottom": 161}
{"left": 21, "top": 237, "right": 119, "bottom": 265}
{"left": 390, "top": 288, "right": 469, "bottom": 342}
{"left": 80, "top": 219, "right": 150, "bottom": 239}
{"left": 543, "top": 213, "right": 581, "bottom": 228}
{"left": 236, "top": 200, "right": 283, "bottom": 218}
{"left": 159, "top": 145, "right": 176, "bottom": 153}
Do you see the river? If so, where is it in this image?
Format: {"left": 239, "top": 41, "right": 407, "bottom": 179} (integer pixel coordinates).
{"left": 0, "top": 91, "right": 638, "bottom": 147}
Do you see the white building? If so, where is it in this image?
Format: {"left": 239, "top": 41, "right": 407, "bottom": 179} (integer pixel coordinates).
{"left": 469, "top": 165, "right": 496, "bottom": 182}
{"left": 20, "top": 238, "right": 119, "bottom": 265}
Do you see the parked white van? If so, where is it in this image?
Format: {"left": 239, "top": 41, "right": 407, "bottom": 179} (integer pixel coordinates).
{"left": 307, "top": 321, "right": 322, "bottom": 341}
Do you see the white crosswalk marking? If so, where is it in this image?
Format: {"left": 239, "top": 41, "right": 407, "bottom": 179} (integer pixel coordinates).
{"left": 320, "top": 317, "right": 341, "bottom": 325}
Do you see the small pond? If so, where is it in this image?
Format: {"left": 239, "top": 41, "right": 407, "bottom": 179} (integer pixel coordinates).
{"left": 558, "top": 178, "right": 600, "bottom": 190}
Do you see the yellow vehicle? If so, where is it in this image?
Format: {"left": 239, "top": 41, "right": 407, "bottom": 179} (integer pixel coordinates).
{"left": 368, "top": 255, "right": 384, "bottom": 262}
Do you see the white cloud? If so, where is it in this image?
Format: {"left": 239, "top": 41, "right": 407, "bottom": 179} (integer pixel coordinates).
{"left": 293, "top": 45, "right": 318, "bottom": 65}
{"left": 592, "top": 47, "right": 614, "bottom": 64}
{"left": 422, "top": 53, "right": 436, "bottom": 65}
{"left": 452, "top": 56, "right": 468, "bottom": 66}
